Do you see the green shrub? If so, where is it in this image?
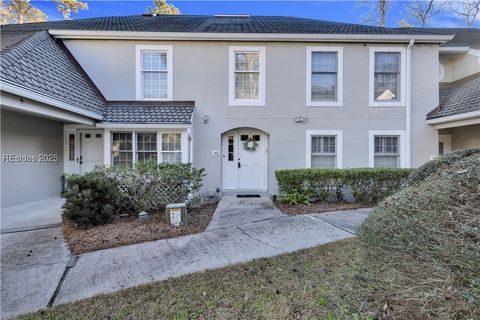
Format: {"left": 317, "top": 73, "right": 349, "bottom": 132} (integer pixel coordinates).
{"left": 62, "top": 171, "right": 120, "bottom": 227}
{"left": 278, "top": 192, "right": 310, "bottom": 205}
{"left": 359, "top": 149, "right": 480, "bottom": 319}
{"left": 275, "top": 168, "right": 412, "bottom": 204}
{"left": 63, "top": 162, "right": 206, "bottom": 228}
{"left": 96, "top": 161, "right": 205, "bottom": 214}
{"left": 409, "top": 148, "right": 480, "bottom": 185}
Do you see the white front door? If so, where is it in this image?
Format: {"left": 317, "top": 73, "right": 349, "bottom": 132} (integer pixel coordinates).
{"left": 222, "top": 129, "right": 268, "bottom": 191}
{"left": 79, "top": 130, "right": 104, "bottom": 174}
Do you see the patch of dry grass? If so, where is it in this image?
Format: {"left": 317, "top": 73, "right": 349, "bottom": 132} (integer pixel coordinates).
{"left": 19, "top": 239, "right": 382, "bottom": 320}
{"left": 275, "top": 201, "right": 371, "bottom": 216}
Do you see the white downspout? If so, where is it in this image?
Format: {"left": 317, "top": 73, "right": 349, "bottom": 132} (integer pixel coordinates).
{"left": 406, "top": 39, "right": 414, "bottom": 168}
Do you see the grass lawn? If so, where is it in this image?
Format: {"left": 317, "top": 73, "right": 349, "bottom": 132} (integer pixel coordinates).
{"left": 20, "top": 238, "right": 382, "bottom": 320}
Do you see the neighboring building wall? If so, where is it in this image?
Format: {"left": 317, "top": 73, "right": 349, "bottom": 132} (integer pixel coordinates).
{"left": 440, "top": 52, "right": 480, "bottom": 83}
{"left": 411, "top": 44, "right": 440, "bottom": 167}
{"left": 1, "top": 109, "right": 63, "bottom": 208}
{"left": 451, "top": 124, "right": 480, "bottom": 150}
{"left": 65, "top": 40, "right": 439, "bottom": 193}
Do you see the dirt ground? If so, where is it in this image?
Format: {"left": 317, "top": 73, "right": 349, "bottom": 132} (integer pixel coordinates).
{"left": 275, "top": 201, "right": 372, "bottom": 215}
{"left": 64, "top": 202, "right": 217, "bottom": 254}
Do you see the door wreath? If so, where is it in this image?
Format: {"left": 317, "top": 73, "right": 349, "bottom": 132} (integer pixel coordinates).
{"left": 243, "top": 135, "right": 258, "bottom": 152}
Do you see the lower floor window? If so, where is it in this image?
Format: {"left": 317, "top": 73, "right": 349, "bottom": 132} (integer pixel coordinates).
{"left": 112, "top": 132, "right": 133, "bottom": 166}
{"left": 311, "top": 135, "right": 337, "bottom": 168}
{"left": 137, "top": 132, "right": 157, "bottom": 162}
{"left": 161, "top": 133, "right": 182, "bottom": 163}
{"left": 374, "top": 135, "right": 400, "bottom": 168}
{"left": 111, "top": 131, "right": 182, "bottom": 166}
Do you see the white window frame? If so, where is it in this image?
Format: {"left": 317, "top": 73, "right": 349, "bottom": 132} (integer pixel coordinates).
{"left": 368, "top": 130, "right": 406, "bottom": 168}
{"left": 135, "top": 45, "right": 173, "bottom": 101}
{"left": 229, "top": 46, "right": 266, "bottom": 107}
{"left": 369, "top": 47, "right": 406, "bottom": 107}
{"left": 306, "top": 130, "right": 343, "bottom": 168}
{"left": 306, "top": 47, "right": 343, "bottom": 107}
{"left": 108, "top": 129, "right": 188, "bottom": 166}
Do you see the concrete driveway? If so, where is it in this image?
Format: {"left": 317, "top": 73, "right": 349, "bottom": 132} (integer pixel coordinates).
{"left": 1, "top": 197, "right": 70, "bottom": 320}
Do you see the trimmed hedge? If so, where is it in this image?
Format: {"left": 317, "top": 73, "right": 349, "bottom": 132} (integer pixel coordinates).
{"left": 275, "top": 167, "right": 413, "bottom": 203}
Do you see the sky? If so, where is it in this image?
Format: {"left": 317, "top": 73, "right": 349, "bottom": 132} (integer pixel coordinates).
{"left": 31, "top": 0, "right": 479, "bottom": 28}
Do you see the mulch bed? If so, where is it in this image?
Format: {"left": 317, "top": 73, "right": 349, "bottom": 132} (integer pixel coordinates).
{"left": 63, "top": 202, "right": 218, "bottom": 255}
{"left": 275, "top": 201, "right": 373, "bottom": 216}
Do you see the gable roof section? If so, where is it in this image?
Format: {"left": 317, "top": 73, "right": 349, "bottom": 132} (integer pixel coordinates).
{"left": 0, "top": 14, "right": 452, "bottom": 36}
{"left": 1, "top": 30, "right": 104, "bottom": 116}
{"left": 427, "top": 73, "right": 480, "bottom": 119}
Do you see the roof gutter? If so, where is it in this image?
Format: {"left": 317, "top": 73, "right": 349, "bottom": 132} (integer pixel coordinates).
{"left": 49, "top": 30, "right": 454, "bottom": 43}
{"left": 427, "top": 110, "right": 480, "bottom": 124}
{"left": 0, "top": 80, "right": 103, "bottom": 120}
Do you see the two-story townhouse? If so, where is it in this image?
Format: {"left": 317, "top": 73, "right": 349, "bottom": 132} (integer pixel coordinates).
{"left": 2, "top": 14, "right": 474, "bottom": 209}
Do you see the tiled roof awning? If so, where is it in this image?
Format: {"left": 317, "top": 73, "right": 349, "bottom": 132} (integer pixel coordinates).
{"left": 102, "top": 102, "right": 194, "bottom": 124}
{"left": 427, "top": 73, "right": 480, "bottom": 119}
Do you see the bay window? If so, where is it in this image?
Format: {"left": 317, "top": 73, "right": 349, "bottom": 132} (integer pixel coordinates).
{"left": 111, "top": 131, "right": 184, "bottom": 166}
{"left": 136, "top": 132, "right": 157, "bottom": 162}
{"left": 161, "top": 133, "right": 182, "bottom": 163}
{"left": 111, "top": 132, "right": 133, "bottom": 166}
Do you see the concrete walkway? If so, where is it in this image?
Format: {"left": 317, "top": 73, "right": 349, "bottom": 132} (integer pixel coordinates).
{"left": 206, "top": 195, "right": 286, "bottom": 230}
{"left": 1, "top": 195, "right": 372, "bottom": 319}
{"left": 1, "top": 197, "right": 64, "bottom": 233}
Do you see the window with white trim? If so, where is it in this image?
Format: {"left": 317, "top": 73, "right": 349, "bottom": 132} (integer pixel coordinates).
{"left": 136, "top": 132, "right": 157, "bottom": 162}
{"left": 374, "top": 52, "right": 400, "bottom": 101}
{"left": 161, "top": 133, "right": 182, "bottom": 163}
{"left": 306, "top": 47, "right": 343, "bottom": 106}
{"left": 142, "top": 52, "right": 168, "bottom": 99}
{"left": 229, "top": 46, "right": 265, "bottom": 106}
{"left": 136, "top": 45, "right": 173, "bottom": 100}
{"left": 369, "top": 48, "right": 405, "bottom": 106}
{"left": 111, "top": 131, "right": 183, "bottom": 166}
{"left": 311, "top": 136, "right": 337, "bottom": 168}
{"left": 374, "top": 135, "right": 400, "bottom": 168}
{"left": 306, "top": 130, "right": 343, "bottom": 168}
{"left": 111, "top": 132, "right": 133, "bottom": 166}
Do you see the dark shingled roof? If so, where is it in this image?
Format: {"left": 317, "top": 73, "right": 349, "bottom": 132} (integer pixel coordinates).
{"left": 415, "top": 28, "right": 480, "bottom": 49}
{"left": 0, "top": 30, "right": 105, "bottom": 115}
{"left": 103, "top": 103, "right": 194, "bottom": 124}
{"left": 0, "top": 14, "right": 450, "bottom": 35}
{"left": 1, "top": 29, "right": 194, "bottom": 123}
{"left": 427, "top": 73, "right": 480, "bottom": 119}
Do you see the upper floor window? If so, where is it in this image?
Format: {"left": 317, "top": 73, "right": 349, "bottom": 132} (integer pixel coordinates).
{"left": 306, "top": 47, "right": 343, "bottom": 106}
{"left": 369, "top": 47, "right": 406, "bottom": 107}
{"left": 229, "top": 46, "right": 265, "bottom": 106}
{"left": 306, "top": 130, "right": 343, "bottom": 168}
{"left": 136, "top": 45, "right": 173, "bottom": 100}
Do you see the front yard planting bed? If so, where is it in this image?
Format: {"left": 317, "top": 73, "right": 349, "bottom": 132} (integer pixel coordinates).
{"left": 275, "top": 201, "right": 372, "bottom": 215}
{"left": 64, "top": 202, "right": 217, "bottom": 254}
